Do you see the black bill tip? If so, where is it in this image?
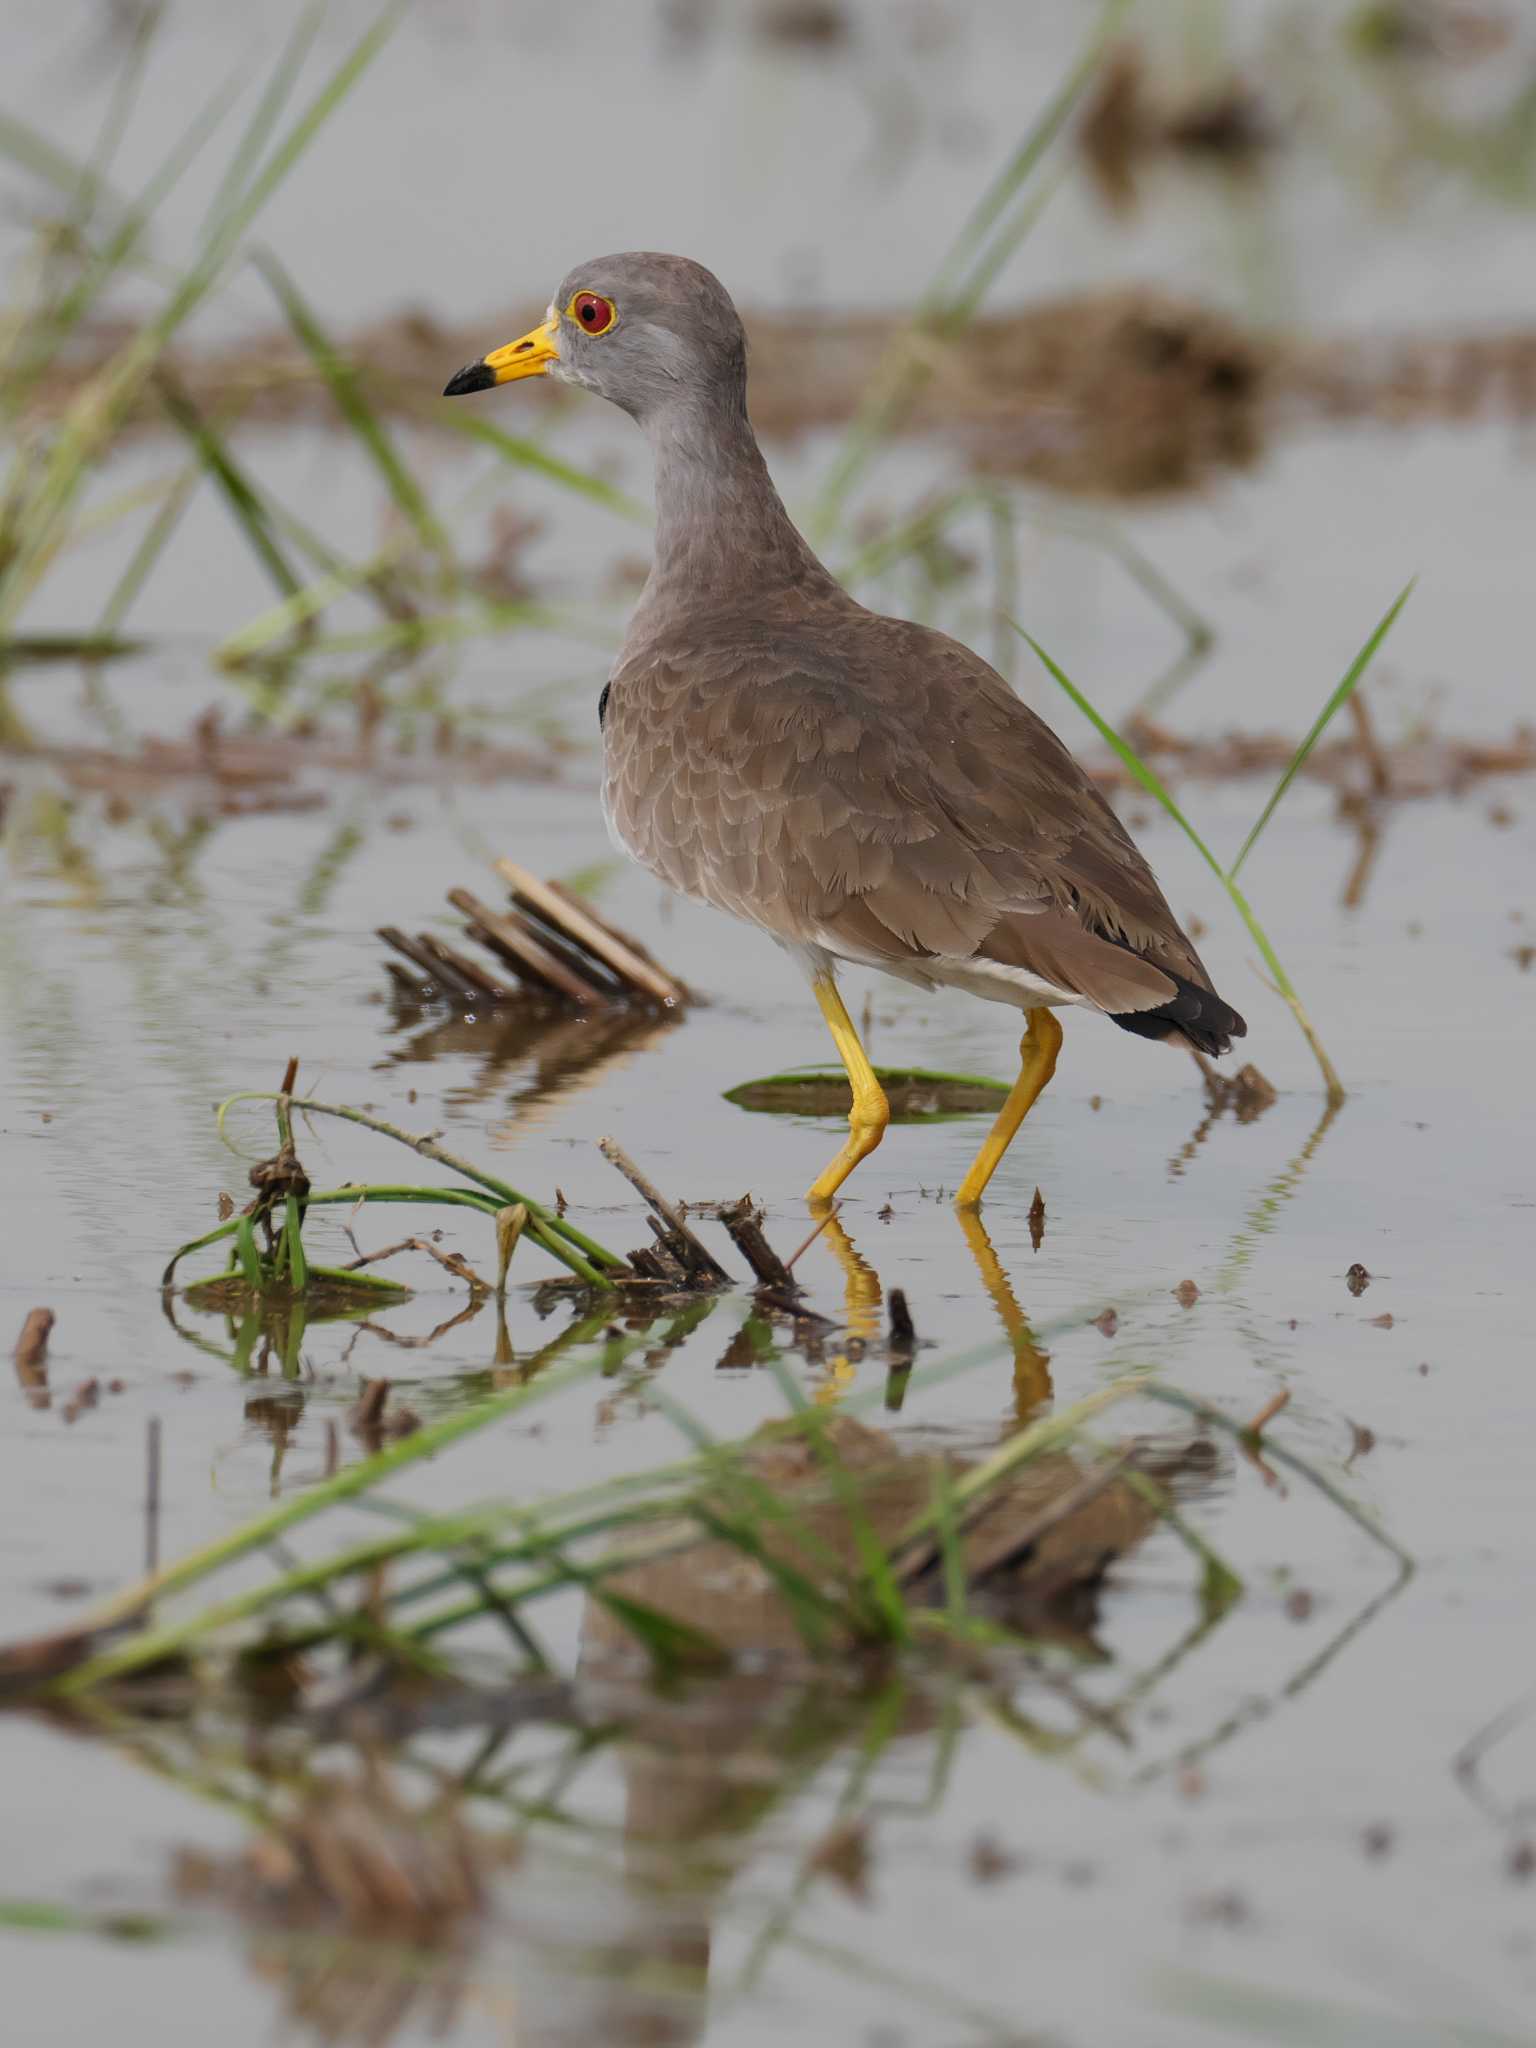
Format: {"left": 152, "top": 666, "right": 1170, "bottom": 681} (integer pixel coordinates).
{"left": 443, "top": 358, "right": 496, "bottom": 397}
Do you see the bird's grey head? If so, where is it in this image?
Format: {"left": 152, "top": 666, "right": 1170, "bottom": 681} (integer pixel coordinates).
{"left": 442, "top": 251, "right": 747, "bottom": 428}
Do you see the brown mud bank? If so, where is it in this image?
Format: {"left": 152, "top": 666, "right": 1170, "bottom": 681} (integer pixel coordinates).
{"left": 45, "top": 288, "right": 1536, "bottom": 498}
{"left": 5, "top": 696, "right": 1527, "bottom": 825}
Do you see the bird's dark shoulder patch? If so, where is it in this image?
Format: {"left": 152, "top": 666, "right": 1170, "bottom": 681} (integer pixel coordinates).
{"left": 598, "top": 680, "right": 611, "bottom": 728}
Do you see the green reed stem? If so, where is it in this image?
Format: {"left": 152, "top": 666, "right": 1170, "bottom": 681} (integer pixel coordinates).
{"left": 1017, "top": 586, "right": 1414, "bottom": 1107}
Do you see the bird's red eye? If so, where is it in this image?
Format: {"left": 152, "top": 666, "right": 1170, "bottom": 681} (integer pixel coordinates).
{"left": 571, "top": 291, "right": 616, "bottom": 335}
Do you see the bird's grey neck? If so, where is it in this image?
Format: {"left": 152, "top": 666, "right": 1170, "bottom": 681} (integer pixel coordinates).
{"left": 629, "top": 392, "right": 840, "bottom": 632}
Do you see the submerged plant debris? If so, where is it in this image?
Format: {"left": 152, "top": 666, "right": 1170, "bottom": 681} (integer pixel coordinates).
{"left": 2, "top": 4, "right": 1530, "bottom": 2042}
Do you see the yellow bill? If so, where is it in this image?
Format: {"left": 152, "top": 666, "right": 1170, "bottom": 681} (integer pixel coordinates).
{"left": 442, "top": 312, "right": 560, "bottom": 396}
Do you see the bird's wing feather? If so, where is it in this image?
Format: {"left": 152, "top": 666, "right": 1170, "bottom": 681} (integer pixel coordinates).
{"left": 603, "top": 612, "right": 1215, "bottom": 1017}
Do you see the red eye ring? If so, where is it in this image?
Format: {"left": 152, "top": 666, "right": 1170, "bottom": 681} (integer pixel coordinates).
{"left": 570, "top": 291, "right": 616, "bottom": 336}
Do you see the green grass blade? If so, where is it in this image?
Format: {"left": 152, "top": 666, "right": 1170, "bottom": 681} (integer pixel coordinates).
{"left": 153, "top": 371, "right": 302, "bottom": 600}
{"left": 1016, "top": 625, "right": 1229, "bottom": 885}
{"left": 160, "top": 1215, "right": 240, "bottom": 1287}
{"left": 281, "top": 1194, "right": 308, "bottom": 1291}
{"left": 52, "top": 1353, "right": 608, "bottom": 1682}
{"left": 430, "top": 409, "right": 650, "bottom": 522}
{"left": 0, "top": 113, "right": 115, "bottom": 210}
{"left": 810, "top": 2, "right": 1125, "bottom": 543}
{"left": 0, "top": 7, "right": 399, "bottom": 642}
{"left": 95, "top": 461, "right": 199, "bottom": 635}
{"left": 797, "top": 1408, "right": 910, "bottom": 1644}
{"left": 945, "top": 159, "right": 1068, "bottom": 330}
{"left": 232, "top": 1215, "right": 262, "bottom": 1288}
{"left": 1228, "top": 580, "right": 1414, "bottom": 881}
{"left": 214, "top": 554, "right": 401, "bottom": 664}
{"left": 254, "top": 248, "right": 447, "bottom": 557}
{"left": 71, "top": 2, "right": 164, "bottom": 230}
{"left": 18, "top": 79, "right": 237, "bottom": 390}
{"left": 923, "top": 0, "right": 1130, "bottom": 316}
{"left": 1153, "top": 1971, "right": 1519, "bottom": 2047}
{"left": 196, "top": 1, "right": 323, "bottom": 242}
{"left": 1021, "top": 621, "right": 1357, "bottom": 1104}
{"left": 187, "top": 4, "right": 401, "bottom": 306}
{"left": 215, "top": 1090, "right": 628, "bottom": 1278}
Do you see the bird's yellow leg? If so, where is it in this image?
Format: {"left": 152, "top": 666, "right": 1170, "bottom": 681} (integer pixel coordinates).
{"left": 954, "top": 1006, "right": 1064, "bottom": 1210}
{"left": 807, "top": 975, "right": 890, "bottom": 1206}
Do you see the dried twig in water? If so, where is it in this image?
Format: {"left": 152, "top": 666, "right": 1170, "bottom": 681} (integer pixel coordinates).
{"left": 349, "top": 1378, "right": 420, "bottom": 1447}
{"left": 384, "top": 859, "right": 690, "bottom": 1016}
{"left": 12, "top": 1308, "right": 54, "bottom": 1373}
{"left": 884, "top": 1289, "right": 917, "bottom": 1411}
{"left": 598, "top": 1138, "right": 730, "bottom": 1285}
{"left": 343, "top": 1236, "right": 485, "bottom": 1292}
{"left": 709, "top": 1197, "right": 797, "bottom": 1291}
{"left": 145, "top": 1419, "right": 162, "bottom": 1578}
{"left": 447, "top": 886, "right": 609, "bottom": 1005}
{"left": 1027, "top": 1186, "right": 1046, "bottom": 1251}
{"left": 1243, "top": 1388, "right": 1291, "bottom": 1442}
{"left": 1348, "top": 689, "right": 1392, "bottom": 799}
{"left": 377, "top": 925, "right": 513, "bottom": 1003}
{"left": 496, "top": 857, "right": 688, "bottom": 1006}
{"left": 887, "top": 1288, "right": 916, "bottom": 1350}
{"left": 784, "top": 1204, "right": 842, "bottom": 1273}
{"left": 13, "top": 1311, "right": 54, "bottom": 1410}
{"left": 350, "top": 1379, "right": 392, "bottom": 1434}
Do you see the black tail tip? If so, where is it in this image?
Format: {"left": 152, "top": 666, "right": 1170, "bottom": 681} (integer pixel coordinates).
{"left": 1110, "top": 974, "right": 1247, "bottom": 1057}
{"left": 443, "top": 359, "right": 495, "bottom": 397}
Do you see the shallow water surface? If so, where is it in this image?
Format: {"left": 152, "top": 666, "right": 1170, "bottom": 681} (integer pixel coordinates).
{"left": 4, "top": 6, "right": 1536, "bottom": 2047}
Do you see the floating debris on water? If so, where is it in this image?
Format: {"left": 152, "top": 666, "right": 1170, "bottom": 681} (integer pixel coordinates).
{"left": 1028, "top": 1186, "right": 1047, "bottom": 1251}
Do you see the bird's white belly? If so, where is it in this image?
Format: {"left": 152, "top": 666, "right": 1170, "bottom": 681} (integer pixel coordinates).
{"left": 810, "top": 930, "right": 1082, "bottom": 1013}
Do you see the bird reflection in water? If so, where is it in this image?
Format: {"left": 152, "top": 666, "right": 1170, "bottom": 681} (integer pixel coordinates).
{"left": 812, "top": 1200, "right": 1052, "bottom": 1421}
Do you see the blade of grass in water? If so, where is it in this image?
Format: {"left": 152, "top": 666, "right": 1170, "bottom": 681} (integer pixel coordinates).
{"left": 1229, "top": 580, "right": 1415, "bottom": 881}
{"left": 153, "top": 370, "right": 302, "bottom": 601}
{"left": 67, "top": 3, "right": 164, "bottom": 236}
{"left": 810, "top": 0, "right": 1129, "bottom": 544}
{"left": 195, "top": 1, "right": 324, "bottom": 243}
{"left": 429, "top": 408, "right": 650, "bottom": 524}
{"left": 188, "top": 5, "right": 403, "bottom": 302}
{"left": 0, "top": 5, "right": 400, "bottom": 642}
{"left": 50, "top": 1351, "right": 611, "bottom": 1682}
{"left": 1028, "top": 619, "right": 1329, "bottom": 1088}
{"left": 921, "top": 0, "right": 1130, "bottom": 318}
{"left": 1154, "top": 1971, "right": 1522, "bottom": 2047}
{"left": 94, "top": 462, "right": 197, "bottom": 635}
{"left": 215, "top": 1090, "right": 628, "bottom": 1277}
{"left": 254, "top": 248, "right": 448, "bottom": 559}
{"left": 5, "top": 77, "right": 237, "bottom": 406}
{"left": 1015, "top": 585, "right": 1414, "bottom": 1106}
{"left": 0, "top": 112, "right": 119, "bottom": 217}
{"left": 213, "top": 544, "right": 417, "bottom": 666}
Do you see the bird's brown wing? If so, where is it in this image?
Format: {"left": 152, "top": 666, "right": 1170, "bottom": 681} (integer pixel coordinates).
{"left": 603, "top": 611, "right": 1220, "bottom": 1020}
